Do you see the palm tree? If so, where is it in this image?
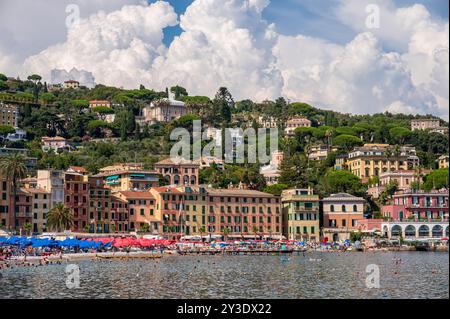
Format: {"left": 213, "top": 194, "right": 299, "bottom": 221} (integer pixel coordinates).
{"left": 252, "top": 226, "right": 259, "bottom": 240}
{"left": 223, "top": 227, "right": 230, "bottom": 242}
{"left": 0, "top": 153, "right": 27, "bottom": 231}
{"left": 46, "top": 203, "right": 74, "bottom": 232}
{"left": 23, "top": 222, "right": 32, "bottom": 237}
{"left": 199, "top": 226, "right": 206, "bottom": 242}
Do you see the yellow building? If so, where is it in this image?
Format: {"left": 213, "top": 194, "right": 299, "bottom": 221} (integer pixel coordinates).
{"left": 345, "top": 144, "right": 419, "bottom": 182}
{"left": 26, "top": 188, "right": 51, "bottom": 234}
{"left": 438, "top": 155, "right": 449, "bottom": 169}
{"left": 282, "top": 188, "right": 320, "bottom": 242}
{"left": 0, "top": 103, "right": 19, "bottom": 128}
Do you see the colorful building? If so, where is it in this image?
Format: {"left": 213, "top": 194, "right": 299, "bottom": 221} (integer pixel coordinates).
{"left": 116, "top": 191, "right": 158, "bottom": 233}
{"left": 95, "top": 163, "right": 159, "bottom": 192}
{"left": 88, "top": 176, "right": 113, "bottom": 233}
{"left": 282, "top": 188, "right": 320, "bottom": 242}
{"left": 36, "top": 170, "right": 64, "bottom": 208}
{"left": 154, "top": 158, "right": 200, "bottom": 186}
{"left": 64, "top": 171, "right": 89, "bottom": 232}
{"left": 322, "top": 193, "right": 366, "bottom": 242}
{"left": 27, "top": 188, "right": 51, "bottom": 234}
{"left": 0, "top": 103, "right": 19, "bottom": 128}
{"left": 438, "top": 155, "right": 449, "bottom": 169}
{"left": 345, "top": 144, "right": 419, "bottom": 182}
{"left": 381, "top": 190, "right": 449, "bottom": 221}
{"left": 284, "top": 117, "right": 311, "bottom": 136}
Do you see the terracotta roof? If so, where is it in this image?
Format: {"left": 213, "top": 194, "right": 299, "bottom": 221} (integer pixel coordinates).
{"left": 322, "top": 193, "right": 365, "bottom": 202}
{"left": 206, "top": 188, "right": 277, "bottom": 197}
{"left": 155, "top": 157, "right": 200, "bottom": 166}
{"left": 21, "top": 187, "right": 50, "bottom": 194}
{"left": 151, "top": 187, "right": 183, "bottom": 194}
{"left": 68, "top": 166, "right": 87, "bottom": 173}
{"left": 118, "top": 191, "right": 155, "bottom": 199}
{"left": 42, "top": 136, "right": 66, "bottom": 141}
{"left": 93, "top": 170, "right": 158, "bottom": 177}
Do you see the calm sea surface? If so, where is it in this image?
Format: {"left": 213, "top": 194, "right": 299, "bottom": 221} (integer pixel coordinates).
{"left": 0, "top": 252, "right": 448, "bottom": 299}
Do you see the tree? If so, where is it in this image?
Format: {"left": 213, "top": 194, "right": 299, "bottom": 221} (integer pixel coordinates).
{"left": 46, "top": 203, "right": 74, "bottom": 232}
{"left": 223, "top": 227, "right": 231, "bottom": 241}
{"left": 199, "top": 226, "right": 206, "bottom": 242}
{"left": 23, "top": 222, "right": 32, "bottom": 236}
{"left": 170, "top": 85, "right": 188, "bottom": 100}
{"left": 422, "top": 169, "right": 449, "bottom": 191}
{"left": 213, "top": 87, "right": 234, "bottom": 124}
{"left": 92, "top": 106, "right": 114, "bottom": 120}
{"left": 27, "top": 74, "right": 42, "bottom": 102}
{"left": 0, "top": 125, "right": 15, "bottom": 138}
{"left": 333, "top": 134, "right": 364, "bottom": 151}
{"left": 323, "top": 170, "right": 366, "bottom": 196}
{"left": 263, "top": 183, "right": 289, "bottom": 195}
{"left": 389, "top": 127, "right": 411, "bottom": 145}
{"left": 0, "top": 73, "right": 7, "bottom": 81}
{"left": 0, "top": 153, "right": 27, "bottom": 231}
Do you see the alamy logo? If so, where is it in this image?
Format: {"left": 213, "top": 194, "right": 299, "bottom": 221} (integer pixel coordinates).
{"left": 65, "top": 4, "right": 80, "bottom": 30}
{"left": 365, "top": 264, "right": 380, "bottom": 289}
{"left": 65, "top": 264, "right": 80, "bottom": 289}
{"left": 170, "top": 120, "right": 279, "bottom": 164}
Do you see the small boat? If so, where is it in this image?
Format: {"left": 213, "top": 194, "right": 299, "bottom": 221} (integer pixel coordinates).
{"left": 414, "top": 242, "right": 433, "bottom": 251}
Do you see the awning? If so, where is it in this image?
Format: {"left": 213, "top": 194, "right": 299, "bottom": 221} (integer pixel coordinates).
{"left": 106, "top": 175, "right": 119, "bottom": 181}
{"left": 130, "top": 174, "right": 146, "bottom": 177}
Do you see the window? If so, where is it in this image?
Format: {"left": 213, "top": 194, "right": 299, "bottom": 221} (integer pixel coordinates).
{"left": 330, "top": 205, "right": 334, "bottom": 212}
{"left": 342, "top": 205, "right": 346, "bottom": 212}
{"left": 342, "top": 219, "right": 346, "bottom": 227}
{"left": 353, "top": 205, "right": 357, "bottom": 212}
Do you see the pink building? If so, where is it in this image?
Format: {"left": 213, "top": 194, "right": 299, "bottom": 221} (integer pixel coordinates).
{"left": 381, "top": 190, "right": 449, "bottom": 221}
{"left": 284, "top": 117, "right": 312, "bottom": 136}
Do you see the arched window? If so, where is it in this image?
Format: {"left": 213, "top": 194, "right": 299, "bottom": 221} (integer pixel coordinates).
{"left": 342, "top": 205, "right": 346, "bottom": 212}
{"left": 173, "top": 175, "right": 180, "bottom": 185}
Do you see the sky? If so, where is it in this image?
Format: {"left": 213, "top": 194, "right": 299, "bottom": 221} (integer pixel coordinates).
{"left": 0, "top": 0, "right": 448, "bottom": 119}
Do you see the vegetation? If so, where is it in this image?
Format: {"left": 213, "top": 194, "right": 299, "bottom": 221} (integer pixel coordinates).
{"left": 0, "top": 71, "right": 448, "bottom": 199}
{"left": 46, "top": 203, "right": 74, "bottom": 232}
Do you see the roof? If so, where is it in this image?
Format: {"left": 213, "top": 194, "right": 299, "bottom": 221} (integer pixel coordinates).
{"left": 22, "top": 187, "right": 51, "bottom": 194}
{"left": 118, "top": 191, "right": 155, "bottom": 199}
{"left": 68, "top": 166, "right": 87, "bottom": 173}
{"left": 94, "top": 170, "right": 158, "bottom": 178}
{"left": 151, "top": 98, "right": 185, "bottom": 107}
{"left": 155, "top": 158, "right": 200, "bottom": 166}
{"left": 322, "top": 193, "right": 365, "bottom": 202}
{"left": 206, "top": 188, "right": 277, "bottom": 197}
{"left": 42, "top": 136, "right": 66, "bottom": 141}
{"left": 151, "top": 187, "right": 183, "bottom": 194}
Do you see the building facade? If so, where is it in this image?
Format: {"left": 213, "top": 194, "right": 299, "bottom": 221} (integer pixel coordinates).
{"left": 36, "top": 170, "right": 64, "bottom": 208}
{"left": 140, "top": 98, "right": 187, "bottom": 124}
{"left": 284, "top": 117, "right": 312, "bottom": 136}
{"left": 381, "top": 190, "right": 449, "bottom": 221}
{"left": 154, "top": 158, "right": 200, "bottom": 187}
{"left": 322, "top": 193, "right": 366, "bottom": 242}
{"left": 438, "top": 155, "right": 449, "bottom": 169}
{"left": 282, "top": 188, "right": 320, "bottom": 242}
{"left": 411, "top": 119, "right": 440, "bottom": 131}
{"left": 64, "top": 172, "right": 89, "bottom": 232}
{"left": 345, "top": 144, "right": 419, "bottom": 182}
{"left": 0, "top": 103, "right": 19, "bottom": 128}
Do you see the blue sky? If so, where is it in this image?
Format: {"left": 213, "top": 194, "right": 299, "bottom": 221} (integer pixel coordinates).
{"left": 159, "top": 0, "right": 449, "bottom": 46}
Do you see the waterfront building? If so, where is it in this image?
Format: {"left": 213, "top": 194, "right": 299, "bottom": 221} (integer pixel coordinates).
{"left": 0, "top": 178, "right": 10, "bottom": 229}
{"left": 116, "top": 191, "right": 158, "bottom": 233}
{"left": 344, "top": 144, "right": 419, "bottom": 182}
{"left": 438, "top": 155, "right": 449, "bottom": 169}
{"left": 139, "top": 94, "right": 186, "bottom": 124}
{"left": 64, "top": 171, "right": 89, "bottom": 232}
{"left": 282, "top": 188, "right": 320, "bottom": 242}
{"left": 322, "top": 193, "right": 366, "bottom": 242}
{"left": 63, "top": 80, "right": 80, "bottom": 89}
{"left": 13, "top": 188, "right": 32, "bottom": 231}
{"left": 154, "top": 158, "right": 200, "bottom": 186}
{"left": 26, "top": 188, "right": 51, "bottom": 234}
{"left": 284, "top": 117, "right": 311, "bottom": 136}
{"left": 205, "top": 188, "right": 282, "bottom": 239}
{"left": 89, "top": 100, "right": 111, "bottom": 109}
{"left": 41, "top": 136, "right": 70, "bottom": 153}
{"left": 36, "top": 170, "right": 64, "bottom": 208}
{"left": 381, "top": 189, "right": 449, "bottom": 221}
{"left": 411, "top": 118, "right": 441, "bottom": 131}
{"left": 88, "top": 176, "right": 112, "bottom": 233}
{"left": 95, "top": 163, "right": 159, "bottom": 192}
{"left": 381, "top": 221, "right": 449, "bottom": 239}
{"left": 110, "top": 195, "right": 130, "bottom": 233}
{"left": 0, "top": 103, "right": 19, "bottom": 128}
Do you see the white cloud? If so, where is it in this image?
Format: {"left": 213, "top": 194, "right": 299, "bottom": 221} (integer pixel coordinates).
{"left": 22, "top": 1, "right": 178, "bottom": 88}
{"left": 151, "top": 0, "right": 283, "bottom": 100}
{"left": 1, "top": 0, "right": 448, "bottom": 119}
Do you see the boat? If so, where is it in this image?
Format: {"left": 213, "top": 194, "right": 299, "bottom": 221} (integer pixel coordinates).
{"left": 414, "top": 242, "right": 433, "bottom": 251}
